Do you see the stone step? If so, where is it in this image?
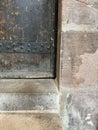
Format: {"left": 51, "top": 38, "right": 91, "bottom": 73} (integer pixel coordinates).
{"left": 0, "top": 93, "right": 59, "bottom": 112}
{"left": 0, "top": 79, "right": 59, "bottom": 112}
{"left": 0, "top": 113, "right": 62, "bottom": 130}
{"left": 0, "top": 79, "right": 58, "bottom": 93}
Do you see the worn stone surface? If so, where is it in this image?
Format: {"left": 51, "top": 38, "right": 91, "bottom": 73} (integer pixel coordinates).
{"left": 0, "top": 113, "right": 62, "bottom": 130}
{"left": 65, "top": 91, "right": 98, "bottom": 130}
{"left": 58, "top": 0, "right": 98, "bottom": 130}
{"left": 76, "top": 0, "right": 98, "bottom": 9}
{"left": 0, "top": 79, "right": 58, "bottom": 93}
{"left": 62, "top": 0, "right": 98, "bottom": 24}
{"left": 0, "top": 79, "right": 59, "bottom": 112}
{"left": 60, "top": 31, "right": 98, "bottom": 88}
{"left": 59, "top": 0, "right": 98, "bottom": 89}
{"left": 0, "top": 93, "right": 59, "bottom": 111}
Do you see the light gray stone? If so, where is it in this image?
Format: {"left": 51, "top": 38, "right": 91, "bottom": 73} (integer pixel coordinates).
{"left": 66, "top": 91, "right": 98, "bottom": 130}
{"left": 0, "top": 93, "right": 59, "bottom": 112}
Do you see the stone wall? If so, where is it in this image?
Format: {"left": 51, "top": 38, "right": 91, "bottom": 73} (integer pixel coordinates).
{"left": 59, "top": 0, "right": 98, "bottom": 130}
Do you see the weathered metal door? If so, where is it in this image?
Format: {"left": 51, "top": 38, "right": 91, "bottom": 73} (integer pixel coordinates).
{"left": 0, "top": 0, "right": 57, "bottom": 78}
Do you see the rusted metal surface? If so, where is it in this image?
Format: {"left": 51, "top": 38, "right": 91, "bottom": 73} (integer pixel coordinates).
{"left": 0, "top": 42, "right": 51, "bottom": 53}
{"left": 0, "top": 0, "right": 57, "bottom": 78}
{"left": 0, "top": 53, "right": 52, "bottom": 78}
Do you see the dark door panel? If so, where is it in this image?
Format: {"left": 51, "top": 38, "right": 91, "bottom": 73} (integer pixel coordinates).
{"left": 0, "top": 0, "right": 57, "bottom": 78}
{"left": 0, "top": 53, "right": 52, "bottom": 78}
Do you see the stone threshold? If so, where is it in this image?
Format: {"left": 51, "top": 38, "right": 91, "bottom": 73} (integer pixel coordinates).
{"left": 0, "top": 79, "right": 59, "bottom": 112}
{"left": 0, "top": 79, "right": 58, "bottom": 93}
{"left": 0, "top": 113, "right": 62, "bottom": 130}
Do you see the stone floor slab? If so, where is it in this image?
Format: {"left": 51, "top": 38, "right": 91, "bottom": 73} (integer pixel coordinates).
{"left": 0, "top": 113, "right": 62, "bottom": 130}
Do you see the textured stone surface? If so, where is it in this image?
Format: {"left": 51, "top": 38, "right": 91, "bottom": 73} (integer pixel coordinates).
{"left": 62, "top": 0, "right": 98, "bottom": 24}
{"left": 0, "top": 79, "right": 57, "bottom": 93}
{"left": 0, "top": 79, "right": 59, "bottom": 112}
{"left": 0, "top": 93, "right": 59, "bottom": 111}
{"left": 66, "top": 91, "right": 98, "bottom": 130}
{"left": 59, "top": 0, "right": 98, "bottom": 88}
{"left": 60, "top": 31, "right": 98, "bottom": 88}
{"left": 0, "top": 113, "right": 62, "bottom": 130}
{"left": 77, "top": 0, "right": 98, "bottom": 9}
{"left": 58, "top": 0, "right": 98, "bottom": 130}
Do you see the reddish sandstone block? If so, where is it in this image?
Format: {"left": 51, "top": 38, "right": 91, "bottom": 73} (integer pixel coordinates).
{"left": 62, "top": 0, "right": 98, "bottom": 24}
{"left": 60, "top": 31, "right": 98, "bottom": 88}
